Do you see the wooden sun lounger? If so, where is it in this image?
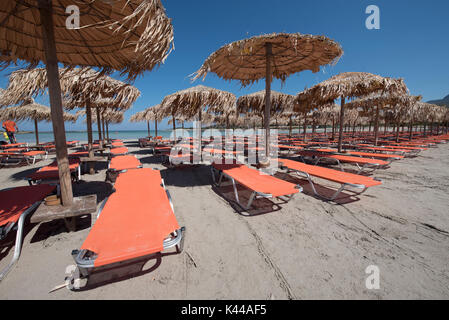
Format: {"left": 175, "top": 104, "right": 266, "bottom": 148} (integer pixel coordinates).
{"left": 211, "top": 163, "right": 302, "bottom": 210}
{"left": 71, "top": 168, "right": 184, "bottom": 285}
{"left": 279, "top": 159, "right": 382, "bottom": 201}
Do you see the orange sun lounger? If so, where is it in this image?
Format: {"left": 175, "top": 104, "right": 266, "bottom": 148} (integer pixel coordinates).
{"left": 0, "top": 184, "right": 56, "bottom": 280}
{"left": 109, "top": 147, "right": 129, "bottom": 157}
{"left": 315, "top": 149, "right": 404, "bottom": 162}
{"left": 110, "top": 141, "right": 124, "bottom": 147}
{"left": 108, "top": 155, "right": 142, "bottom": 172}
{"left": 357, "top": 146, "right": 412, "bottom": 157}
{"left": 279, "top": 159, "right": 382, "bottom": 201}
{"left": 72, "top": 168, "right": 185, "bottom": 280}
{"left": 211, "top": 163, "right": 302, "bottom": 210}
{"left": 298, "top": 150, "right": 389, "bottom": 174}
{"left": 27, "top": 158, "right": 81, "bottom": 185}
{"left": 0, "top": 150, "right": 47, "bottom": 166}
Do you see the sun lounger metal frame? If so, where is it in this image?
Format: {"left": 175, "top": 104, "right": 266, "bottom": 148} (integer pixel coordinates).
{"left": 210, "top": 165, "right": 301, "bottom": 211}
{"left": 0, "top": 185, "right": 56, "bottom": 281}
{"left": 27, "top": 163, "right": 81, "bottom": 185}
{"left": 70, "top": 173, "right": 185, "bottom": 280}
{"left": 299, "top": 153, "right": 384, "bottom": 175}
{"left": 0, "top": 150, "right": 47, "bottom": 166}
{"left": 0, "top": 201, "right": 41, "bottom": 281}
{"left": 280, "top": 161, "right": 381, "bottom": 202}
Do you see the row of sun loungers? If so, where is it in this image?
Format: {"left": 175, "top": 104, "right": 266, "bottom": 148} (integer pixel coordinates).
{"left": 1, "top": 132, "right": 446, "bottom": 284}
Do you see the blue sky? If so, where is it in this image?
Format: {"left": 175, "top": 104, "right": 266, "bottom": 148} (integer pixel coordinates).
{"left": 1, "top": 0, "right": 448, "bottom": 131}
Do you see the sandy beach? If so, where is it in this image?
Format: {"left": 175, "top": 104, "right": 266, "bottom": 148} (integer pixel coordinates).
{"left": 0, "top": 139, "right": 448, "bottom": 300}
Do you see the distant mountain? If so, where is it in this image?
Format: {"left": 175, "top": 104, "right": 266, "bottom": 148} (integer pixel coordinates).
{"left": 427, "top": 94, "right": 449, "bottom": 107}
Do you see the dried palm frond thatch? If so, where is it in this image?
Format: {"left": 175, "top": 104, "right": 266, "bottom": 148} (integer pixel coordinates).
{"left": 296, "top": 72, "right": 408, "bottom": 150}
{"left": 0, "top": 0, "right": 174, "bottom": 206}
{"left": 0, "top": 98, "right": 76, "bottom": 122}
{"left": 192, "top": 33, "right": 343, "bottom": 86}
{"left": 3, "top": 68, "right": 141, "bottom": 111}
{"left": 130, "top": 104, "right": 163, "bottom": 122}
{"left": 237, "top": 90, "right": 296, "bottom": 116}
{"left": 192, "top": 32, "right": 343, "bottom": 161}
{"left": 296, "top": 72, "right": 408, "bottom": 109}
{"left": 130, "top": 104, "right": 163, "bottom": 136}
{"left": 0, "top": 0, "right": 174, "bottom": 81}
{"left": 77, "top": 109, "right": 124, "bottom": 124}
{"left": 0, "top": 98, "right": 77, "bottom": 145}
{"left": 160, "top": 85, "right": 236, "bottom": 119}
{"left": 344, "top": 93, "right": 420, "bottom": 143}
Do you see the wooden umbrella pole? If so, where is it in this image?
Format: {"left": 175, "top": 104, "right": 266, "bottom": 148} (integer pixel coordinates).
{"left": 38, "top": 0, "right": 73, "bottom": 206}
{"left": 303, "top": 111, "right": 307, "bottom": 141}
{"left": 332, "top": 116, "right": 335, "bottom": 141}
{"left": 155, "top": 119, "right": 158, "bottom": 137}
{"left": 289, "top": 115, "right": 292, "bottom": 137}
{"left": 147, "top": 120, "right": 150, "bottom": 137}
{"left": 172, "top": 115, "right": 176, "bottom": 140}
{"left": 106, "top": 121, "right": 110, "bottom": 141}
{"left": 264, "top": 42, "right": 272, "bottom": 159}
{"left": 409, "top": 116, "right": 414, "bottom": 141}
{"left": 374, "top": 104, "right": 380, "bottom": 146}
{"left": 337, "top": 97, "right": 345, "bottom": 153}
{"left": 101, "top": 109, "right": 106, "bottom": 143}
{"left": 395, "top": 118, "right": 401, "bottom": 143}
{"left": 86, "top": 101, "right": 94, "bottom": 160}
{"left": 34, "top": 118, "right": 39, "bottom": 146}
{"left": 198, "top": 109, "right": 202, "bottom": 161}
{"left": 96, "top": 107, "right": 102, "bottom": 149}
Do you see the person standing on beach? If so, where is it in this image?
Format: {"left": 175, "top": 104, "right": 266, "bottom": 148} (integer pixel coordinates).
{"left": 2, "top": 120, "right": 18, "bottom": 144}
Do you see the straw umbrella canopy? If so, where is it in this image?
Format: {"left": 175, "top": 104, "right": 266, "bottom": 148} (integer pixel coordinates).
{"left": 77, "top": 108, "right": 124, "bottom": 140}
{"left": 0, "top": 88, "right": 8, "bottom": 108}
{"left": 5, "top": 67, "right": 141, "bottom": 153}
{"left": 415, "top": 102, "right": 445, "bottom": 136}
{"left": 344, "top": 92, "right": 418, "bottom": 144}
{"left": 65, "top": 78, "right": 139, "bottom": 154}
{"left": 130, "top": 104, "right": 163, "bottom": 137}
{"left": 237, "top": 90, "right": 296, "bottom": 134}
{"left": 0, "top": 98, "right": 77, "bottom": 145}
{"left": 193, "top": 32, "right": 343, "bottom": 160}
{"left": 160, "top": 85, "right": 236, "bottom": 155}
{"left": 0, "top": 0, "right": 173, "bottom": 206}
{"left": 296, "top": 72, "right": 408, "bottom": 151}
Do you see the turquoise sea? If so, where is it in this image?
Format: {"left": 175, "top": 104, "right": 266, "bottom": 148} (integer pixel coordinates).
{"left": 1, "top": 130, "right": 174, "bottom": 144}
{"left": 3, "top": 129, "right": 295, "bottom": 144}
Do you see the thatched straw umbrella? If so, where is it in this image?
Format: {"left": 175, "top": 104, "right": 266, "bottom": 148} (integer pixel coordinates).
{"left": 0, "top": 98, "right": 77, "bottom": 145}
{"left": 160, "top": 85, "right": 236, "bottom": 157}
{"left": 5, "top": 68, "right": 141, "bottom": 156}
{"left": 130, "top": 104, "right": 163, "bottom": 137}
{"left": 0, "top": 88, "right": 8, "bottom": 108}
{"left": 237, "top": 90, "right": 296, "bottom": 136}
{"left": 77, "top": 109, "right": 124, "bottom": 142}
{"left": 193, "top": 32, "right": 343, "bottom": 161}
{"left": 0, "top": 0, "right": 173, "bottom": 206}
{"left": 344, "top": 92, "right": 418, "bottom": 144}
{"left": 316, "top": 103, "right": 340, "bottom": 138}
{"left": 296, "top": 72, "right": 408, "bottom": 151}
